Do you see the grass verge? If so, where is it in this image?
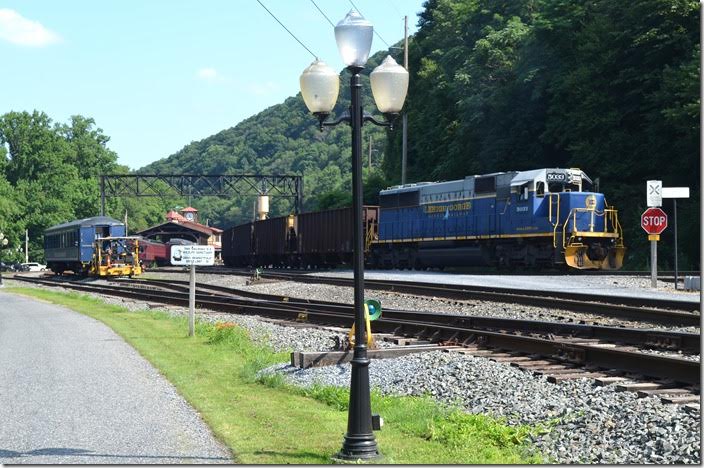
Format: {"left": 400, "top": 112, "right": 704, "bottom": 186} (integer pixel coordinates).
{"left": 5, "top": 286, "right": 546, "bottom": 464}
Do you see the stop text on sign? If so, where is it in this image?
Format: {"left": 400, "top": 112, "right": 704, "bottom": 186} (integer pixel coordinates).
{"left": 640, "top": 207, "right": 668, "bottom": 235}
{"left": 642, "top": 216, "right": 666, "bottom": 227}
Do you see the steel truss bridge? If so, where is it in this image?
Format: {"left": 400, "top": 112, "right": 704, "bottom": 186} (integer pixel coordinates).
{"left": 99, "top": 174, "right": 303, "bottom": 215}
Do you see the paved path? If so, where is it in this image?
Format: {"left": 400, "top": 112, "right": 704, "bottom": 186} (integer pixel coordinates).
{"left": 0, "top": 292, "right": 232, "bottom": 464}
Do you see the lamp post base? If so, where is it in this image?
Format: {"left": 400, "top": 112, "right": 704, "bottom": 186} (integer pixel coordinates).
{"left": 334, "top": 351, "right": 381, "bottom": 462}
{"left": 331, "top": 454, "right": 383, "bottom": 464}
{"left": 334, "top": 435, "right": 381, "bottom": 462}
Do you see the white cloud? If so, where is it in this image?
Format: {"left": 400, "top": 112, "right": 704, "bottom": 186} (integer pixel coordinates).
{"left": 196, "top": 67, "right": 219, "bottom": 81}
{"left": 0, "top": 9, "right": 61, "bottom": 47}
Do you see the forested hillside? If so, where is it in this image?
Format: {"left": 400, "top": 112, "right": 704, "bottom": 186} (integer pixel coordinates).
{"left": 141, "top": 50, "right": 397, "bottom": 227}
{"left": 0, "top": 0, "right": 698, "bottom": 269}
{"left": 384, "top": 0, "right": 699, "bottom": 268}
{"left": 141, "top": 0, "right": 700, "bottom": 269}
{"left": 0, "top": 112, "right": 174, "bottom": 262}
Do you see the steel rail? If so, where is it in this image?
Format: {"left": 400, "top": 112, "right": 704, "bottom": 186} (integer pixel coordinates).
{"left": 131, "top": 277, "right": 701, "bottom": 353}
{"left": 256, "top": 272, "right": 700, "bottom": 312}
{"left": 161, "top": 266, "right": 701, "bottom": 277}
{"left": 145, "top": 269, "right": 701, "bottom": 325}
{"left": 158, "top": 267, "right": 699, "bottom": 312}
{"left": 14, "top": 276, "right": 699, "bottom": 386}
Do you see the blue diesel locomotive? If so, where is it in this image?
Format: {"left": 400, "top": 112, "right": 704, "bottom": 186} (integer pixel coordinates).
{"left": 369, "top": 168, "right": 624, "bottom": 270}
{"left": 44, "top": 216, "right": 142, "bottom": 276}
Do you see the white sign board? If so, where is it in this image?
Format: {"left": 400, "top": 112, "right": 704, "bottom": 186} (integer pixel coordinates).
{"left": 170, "top": 245, "right": 215, "bottom": 266}
{"left": 646, "top": 180, "right": 662, "bottom": 207}
{"left": 662, "top": 187, "right": 690, "bottom": 199}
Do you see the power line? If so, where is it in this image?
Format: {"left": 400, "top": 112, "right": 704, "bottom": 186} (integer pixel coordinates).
{"left": 348, "top": 0, "right": 391, "bottom": 48}
{"left": 387, "top": 0, "right": 403, "bottom": 17}
{"left": 256, "top": 0, "right": 318, "bottom": 59}
{"left": 310, "top": 0, "right": 335, "bottom": 28}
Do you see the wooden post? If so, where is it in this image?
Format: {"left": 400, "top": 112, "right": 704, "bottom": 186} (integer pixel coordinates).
{"left": 401, "top": 15, "right": 408, "bottom": 185}
{"left": 189, "top": 264, "right": 196, "bottom": 336}
{"left": 368, "top": 135, "right": 372, "bottom": 169}
{"left": 673, "top": 199, "right": 679, "bottom": 290}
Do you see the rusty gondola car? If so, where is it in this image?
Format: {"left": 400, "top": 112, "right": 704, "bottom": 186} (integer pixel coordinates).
{"left": 222, "top": 207, "right": 379, "bottom": 268}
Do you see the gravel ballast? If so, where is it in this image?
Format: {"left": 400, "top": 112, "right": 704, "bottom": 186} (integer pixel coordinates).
{"left": 7, "top": 276, "right": 701, "bottom": 464}
{"left": 146, "top": 271, "right": 701, "bottom": 334}
{"left": 262, "top": 352, "right": 700, "bottom": 464}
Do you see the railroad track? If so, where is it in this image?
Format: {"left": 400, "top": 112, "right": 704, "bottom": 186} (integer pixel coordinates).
{"left": 147, "top": 268, "right": 701, "bottom": 326}
{"left": 155, "top": 266, "right": 700, "bottom": 278}
{"left": 12, "top": 275, "right": 700, "bottom": 401}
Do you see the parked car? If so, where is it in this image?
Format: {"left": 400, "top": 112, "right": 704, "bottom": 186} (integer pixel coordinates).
{"left": 0, "top": 262, "right": 11, "bottom": 272}
{"left": 21, "top": 262, "right": 46, "bottom": 272}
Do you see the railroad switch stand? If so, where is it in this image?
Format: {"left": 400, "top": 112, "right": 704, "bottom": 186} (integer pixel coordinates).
{"left": 346, "top": 300, "right": 382, "bottom": 350}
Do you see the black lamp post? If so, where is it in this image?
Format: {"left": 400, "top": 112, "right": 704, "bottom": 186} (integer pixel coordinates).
{"left": 299, "top": 10, "right": 409, "bottom": 462}
{"left": 0, "top": 232, "right": 8, "bottom": 286}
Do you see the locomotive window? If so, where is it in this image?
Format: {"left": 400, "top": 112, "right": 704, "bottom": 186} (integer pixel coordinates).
{"left": 582, "top": 180, "right": 592, "bottom": 192}
{"left": 518, "top": 184, "right": 529, "bottom": 201}
{"left": 536, "top": 182, "right": 545, "bottom": 197}
{"left": 547, "top": 182, "right": 564, "bottom": 193}
{"left": 566, "top": 182, "right": 580, "bottom": 192}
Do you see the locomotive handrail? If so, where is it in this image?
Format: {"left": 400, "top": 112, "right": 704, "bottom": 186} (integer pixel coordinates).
{"left": 548, "top": 193, "right": 561, "bottom": 248}
{"left": 561, "top": 207, "right": 621, "bottom": 248}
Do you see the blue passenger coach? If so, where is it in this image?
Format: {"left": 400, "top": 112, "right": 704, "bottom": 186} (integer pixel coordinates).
{"left": 370, "top": 168, "right": 624, "bottom": 270}
{"left": 44, "top": 216, "right": 126, "bottom": 274}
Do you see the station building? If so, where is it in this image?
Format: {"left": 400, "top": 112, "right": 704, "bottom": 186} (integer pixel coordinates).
{"left": 136, "top": 207, "right": 223, "bottom": 260}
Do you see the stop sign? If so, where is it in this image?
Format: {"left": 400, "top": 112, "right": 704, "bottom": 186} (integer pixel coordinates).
{"left": 641, "top": 207, "right": 668, "bottom": 234}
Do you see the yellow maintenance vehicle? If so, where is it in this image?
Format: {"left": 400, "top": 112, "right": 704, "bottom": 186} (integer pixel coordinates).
{"left": 90, "top": 236, "right": 142, "bottom": 277}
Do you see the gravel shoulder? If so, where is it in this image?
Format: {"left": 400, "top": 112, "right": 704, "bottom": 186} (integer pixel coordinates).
{"left": 0, "top": 291, "right": 232, "bottom": 464}
{"left": 316, "top": 269, "right": 701, "bottom": 303}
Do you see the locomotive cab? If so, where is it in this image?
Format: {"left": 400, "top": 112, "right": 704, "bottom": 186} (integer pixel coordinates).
{"left": 522, "top": 168, "right": 625, "bottom": 269}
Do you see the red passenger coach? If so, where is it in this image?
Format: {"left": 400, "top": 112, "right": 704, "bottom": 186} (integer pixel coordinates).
{"left": 138, "top": 238, "right": 169, "bottom": 267}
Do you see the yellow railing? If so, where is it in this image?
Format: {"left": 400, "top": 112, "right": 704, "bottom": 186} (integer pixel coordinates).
{"left": 365, "top": 222, "right": 378, "bottom": 251}
{"left": 561, "top": 208, "right": 622, "bottom": 248}
{"left": 548, "top": 193, "right": 560, "bottom": 248}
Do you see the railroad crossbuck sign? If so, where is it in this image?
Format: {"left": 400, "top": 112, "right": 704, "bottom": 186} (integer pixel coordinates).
{"left": 646, "top": 180, "right": 662, "bottom": 207}
{"left": 641, "top": 207, "right": 668, "bottom": 235}
{"left": 170, "top": 245, "right": 215, "bottom": 266}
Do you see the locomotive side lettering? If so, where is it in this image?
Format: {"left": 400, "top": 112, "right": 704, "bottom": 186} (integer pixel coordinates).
{"left": 424, "top": 201, "right": 471, "bottom": 214}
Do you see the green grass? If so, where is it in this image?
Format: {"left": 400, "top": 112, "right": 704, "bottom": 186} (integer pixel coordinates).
{"left": 5, "top": 286, "right": 546, "bottom": 464}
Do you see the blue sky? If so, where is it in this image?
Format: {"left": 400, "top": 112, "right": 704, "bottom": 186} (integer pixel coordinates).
{"left": 0, "top": 1, "right": 426, "bottom": 170}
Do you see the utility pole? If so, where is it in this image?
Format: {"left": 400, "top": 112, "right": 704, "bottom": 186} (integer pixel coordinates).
{"left": 368, "top": 135, "right": 372, "bottom": 169}
{"left": 25, "top": 229, "right": 28, "bottom": 263}
{"left": 401, "top": 15, "right": 409, "bottom": 185}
